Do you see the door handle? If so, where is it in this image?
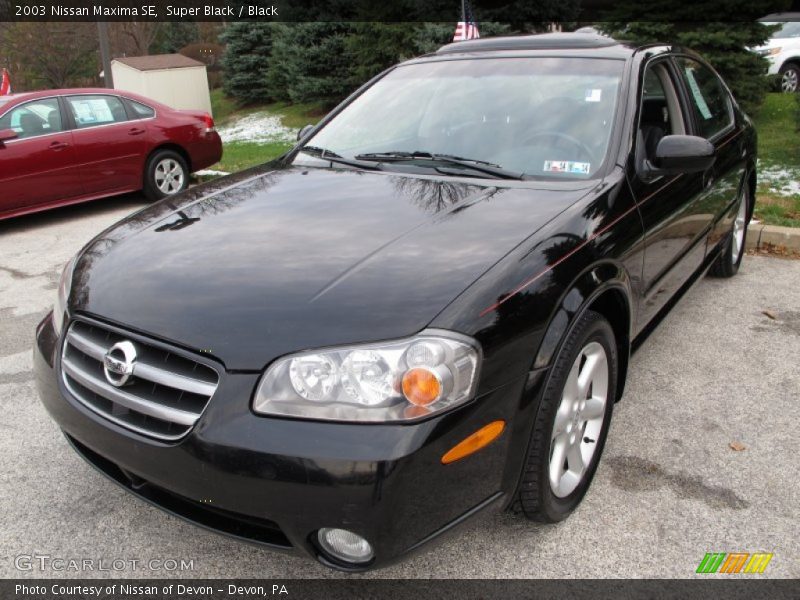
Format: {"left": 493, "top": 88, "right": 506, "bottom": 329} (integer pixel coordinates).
{"left": 128, "top": 128, "right": 145, "bottom": 136}
{"left": 49, "top": 141, "right": 69, "bottom": 150}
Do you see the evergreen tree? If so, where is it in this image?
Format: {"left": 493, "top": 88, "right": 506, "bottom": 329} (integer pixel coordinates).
{"left": 413, "top": 22, "right": 513, "bottom": 55}
{"left": 268, "top": 23, "right": 358, "bottom": 106}
{"left": 264, "top": 24, "right": 294, "bottom": 103}
{"left": 601, "top": 1, "right": 790, "bottom": 115}
{"left": 220, "top": 22, "right": 277, "bottom": 104}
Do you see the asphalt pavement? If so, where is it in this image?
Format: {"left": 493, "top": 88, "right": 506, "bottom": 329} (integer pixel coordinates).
{"left": 1, "top": 195, "right": 798, "bottom": 579}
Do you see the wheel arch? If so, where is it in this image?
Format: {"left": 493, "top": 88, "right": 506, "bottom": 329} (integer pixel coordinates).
{"left": 533, "top": 262, "right": 633, "bottom": 402}
{"left": 145, "top": 143, "right": 192, "bottom": 177}
{"left": 780, "top": 57, "right": 800, "bottom": 70}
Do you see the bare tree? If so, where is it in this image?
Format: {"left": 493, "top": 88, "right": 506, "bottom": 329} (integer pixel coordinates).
{"left": 1, "top": 23, "right": 98, "bottom": 89}
{"left": 110, "top": 22, "right": 161, "bottom": 56}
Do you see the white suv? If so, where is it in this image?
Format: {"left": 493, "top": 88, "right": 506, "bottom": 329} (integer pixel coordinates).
{"left": 757, "top": 17, "right": 800, "bottom": 93}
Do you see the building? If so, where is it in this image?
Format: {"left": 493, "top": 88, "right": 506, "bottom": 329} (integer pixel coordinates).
{"left": 110, "top": 54, "right": 212, "bottom": 115}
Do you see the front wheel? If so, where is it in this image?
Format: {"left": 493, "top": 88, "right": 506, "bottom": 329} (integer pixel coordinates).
{"left": 709, "top": 185, "right": 749, "bottom": 278}
{"left": 144, "top": 150, "right": 189, "bottom": 201}
{"left": 779, "top": 63, "right": 800, "bottom": 93}
{"left": 514, "top": 309, "right": 617, "bottom": 522}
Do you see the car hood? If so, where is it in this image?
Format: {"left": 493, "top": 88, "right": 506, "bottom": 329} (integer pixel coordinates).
{"left": 71, "top": 165, "right": 592, "bottom": 370}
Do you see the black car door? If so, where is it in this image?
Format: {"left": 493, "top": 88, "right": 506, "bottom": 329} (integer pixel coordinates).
{"left": 630, "top": 58, "right": 714, "bottom": 329}
{"left": 672, "top": 56, "right": 747, "bottom": 258}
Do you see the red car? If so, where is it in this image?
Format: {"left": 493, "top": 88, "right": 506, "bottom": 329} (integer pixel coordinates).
{"left": 0, "top": 88, "right": 222, "bottom": 220}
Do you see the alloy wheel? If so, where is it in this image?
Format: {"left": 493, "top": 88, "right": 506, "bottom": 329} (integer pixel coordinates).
{"left": 154, "top": 158, "right": 185, "bottom": 195}
{"left": 731, "top": 193, "right": 747, "bottom": 264}
{"left": 781, "top": 69, "right": 798, "bottom": 93}
{"left": 549, "top": 341, "right": 609, "bottom": 498}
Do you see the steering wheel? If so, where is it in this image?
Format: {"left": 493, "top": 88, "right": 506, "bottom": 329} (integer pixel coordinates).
{"left": 520, "top": 131, "right": 596, "bottom": 165}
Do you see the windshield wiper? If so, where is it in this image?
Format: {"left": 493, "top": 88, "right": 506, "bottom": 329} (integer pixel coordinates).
{"left": 300, "top": 146, "right": 382, "bottom": 171}
{"left": 355, "top": 151, "right": 524, "bottom": 180}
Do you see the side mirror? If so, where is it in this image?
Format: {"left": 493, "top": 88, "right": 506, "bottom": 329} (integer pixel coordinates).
{"left": 0, "top": 128, "right": 18, "bottom": 144}
{"left": 297, "top": 124, "right": 314, "bottom": 142}
{"left": 645, "top": 135, "right": 715, "bottom": 176}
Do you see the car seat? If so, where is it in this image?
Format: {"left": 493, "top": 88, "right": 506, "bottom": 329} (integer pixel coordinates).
{"left": 19, "top": 113, "right": 44, "bottom": 138}
{"left": 639, "top": 99, "right": 669, "bottom": 162}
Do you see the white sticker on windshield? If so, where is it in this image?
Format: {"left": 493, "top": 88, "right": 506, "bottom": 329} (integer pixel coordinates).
{"left": 684, "top": 68, "right": 713, "bottom": 120}
{"left": 544, "top": 160, "right": 591, "bottom": 175}
{"left": 585, "top": 89, "right": 602, "bottom": 102}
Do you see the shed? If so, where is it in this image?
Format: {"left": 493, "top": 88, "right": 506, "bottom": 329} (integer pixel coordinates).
{"left": 111, "top": 54, "right": 212, "bottom": 115}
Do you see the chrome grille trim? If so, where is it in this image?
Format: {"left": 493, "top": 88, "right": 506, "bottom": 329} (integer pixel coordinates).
{"left": 67, "top": 329, "right": 216, "bottom": 396}
{"left": 60, "top": 319, "right": 220, "bottom": 441}
{"left": 62, "top": 358, "right": 198, "bottom": 426}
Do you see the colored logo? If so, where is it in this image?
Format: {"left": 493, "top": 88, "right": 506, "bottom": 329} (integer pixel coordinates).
{"left": 696, "top": 552, "right": 773, "bottom": 574}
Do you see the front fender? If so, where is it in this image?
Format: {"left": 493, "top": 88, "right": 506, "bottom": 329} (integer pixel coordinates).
{"left": 532, "top": 261, "right": 633, "bottom": 375}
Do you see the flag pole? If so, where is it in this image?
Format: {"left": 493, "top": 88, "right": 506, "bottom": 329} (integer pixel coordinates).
{"left": 461, "top": 0, "right": 466, "bottom": 22}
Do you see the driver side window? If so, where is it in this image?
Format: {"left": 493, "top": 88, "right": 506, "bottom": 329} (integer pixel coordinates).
{"left": 638, "top": 63, "right": 685, "bottom": 166}
{"left": 0, "top": 98, "right": 63, "bottom": 140}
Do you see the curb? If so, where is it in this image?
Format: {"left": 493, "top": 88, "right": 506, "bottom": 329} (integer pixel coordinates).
{"left": 745, "top": 223, "right": 800, "bottom": 252}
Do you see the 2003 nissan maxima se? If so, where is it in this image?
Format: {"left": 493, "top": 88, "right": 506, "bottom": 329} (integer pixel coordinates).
{"left": 35, "top": 33, "right": 756, "bottom": 570}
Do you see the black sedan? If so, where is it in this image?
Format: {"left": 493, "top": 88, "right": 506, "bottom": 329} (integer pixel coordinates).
{"left": 35, "top": 33, "right": 756, "bottom": 571}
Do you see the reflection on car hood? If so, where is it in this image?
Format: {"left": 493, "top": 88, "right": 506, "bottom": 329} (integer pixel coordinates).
{"left": 71, "top": 165, "right": 592, "bottom": 369}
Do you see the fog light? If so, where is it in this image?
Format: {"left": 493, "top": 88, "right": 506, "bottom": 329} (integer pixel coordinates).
{"left": 317, "top": 528, "right": 374, "bottom": 564}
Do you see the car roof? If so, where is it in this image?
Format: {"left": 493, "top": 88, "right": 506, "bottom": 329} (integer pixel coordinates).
{"left": 759, "top": 12, "right": 800, "bottom": 22}
{"left": 0, "top": 88, "right": 167, "bottom": 109}
{"left": 434, "top": 32, "right": 641, "bottom": 58}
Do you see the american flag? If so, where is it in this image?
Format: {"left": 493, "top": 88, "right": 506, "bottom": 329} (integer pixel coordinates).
{"left": 0, "top": 69, "right": 11, "bottom": 96}
{"left": 453, "top": 0, "right": 480, "bottom": 41}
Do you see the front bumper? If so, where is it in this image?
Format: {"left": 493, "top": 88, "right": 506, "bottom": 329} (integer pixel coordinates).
{"left": 767, "top": 55, "right": 781, "bottom": 75}
{"left": 34, "top": 313, "right": 543, "bottom": 570}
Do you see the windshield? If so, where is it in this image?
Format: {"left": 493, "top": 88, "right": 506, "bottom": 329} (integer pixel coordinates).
{"left": 770, "top": 21, "right": 800, "bottom": 38}
{"left": 296, "top": 57, "right": 624, "bottom": 180}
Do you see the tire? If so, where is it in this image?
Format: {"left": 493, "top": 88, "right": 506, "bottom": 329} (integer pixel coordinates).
{"left": 709, "top": 185, "right": 749, "bottom": 278}
{"left": 779, "top": 63, "right": 800, "bottom": 93}
{"left": 514, "top": 309, "right": 617, "bottom": 522}
{"left": 143, "top": 149, "right": 189, "bottom": 201}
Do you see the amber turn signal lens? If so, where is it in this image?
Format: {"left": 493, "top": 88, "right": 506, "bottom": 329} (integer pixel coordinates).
{"left": 402, "top": 367, "right": 442, "bottom": 406}
{"left": 441, "top": 420, "right": 506, "bottom": 465}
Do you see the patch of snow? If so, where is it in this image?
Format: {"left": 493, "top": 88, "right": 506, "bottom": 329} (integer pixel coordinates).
{"left": 758, "top": 164, "right": 800, "bottom": 197}
{"left": 195, "top": 169, "right": 230, "bottom": 177}
{"left": 217, "top": 112, "right": 297, "bottom": 145}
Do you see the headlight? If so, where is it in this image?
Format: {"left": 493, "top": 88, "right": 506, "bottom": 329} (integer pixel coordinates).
{"left": 758, "top": 47, "right": 781, "bottom": 56}
{"left": 253, "top": 330, "right": 481, "bottom": 422}
{"left": 52, "top": 256, "right": 76, "bottom": 336}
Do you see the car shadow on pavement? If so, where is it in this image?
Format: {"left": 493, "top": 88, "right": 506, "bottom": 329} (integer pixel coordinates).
{"left": 0, "top": 193, "right": 150, "bottom": 235}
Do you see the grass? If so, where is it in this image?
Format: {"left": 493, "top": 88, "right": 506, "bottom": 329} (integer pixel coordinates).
{"left": 751, "top": 93, "right": 800, "bottom": 228}
{"left": 209, "top": 89, "right": 241, "bottom": 123}
{"left": 753, "top": 93, "right": 800, "bottom": 168}
{"left": 209, "top": 89, "right": 327, "bottom": 173}
{"left": 263, "top": 101, "right": 327, "bottom": 129}
{"left": 752, "top": 194, "right": 800, "bottom": 228}
{"left": 210, "top": 89, "right": 326, "bottom": 128}
{"left": 215, "top": 141, "right": 294, "bottom": 174}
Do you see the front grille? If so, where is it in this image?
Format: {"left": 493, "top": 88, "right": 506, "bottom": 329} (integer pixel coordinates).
{"left": 61, "top": 319, "right": 219, "bottom": 441}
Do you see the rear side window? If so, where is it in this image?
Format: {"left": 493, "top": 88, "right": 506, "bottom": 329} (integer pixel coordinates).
{"left": 67, "top": 95, "right": 129, "bottom": 128}
{"left": 676, "top": 58, "right": 733, "bottom": 140}
{"left": 128, "top": 100, "right": 155, "bottom": 119}
{"left": 0, "top": 98, "right": 63, "bottom": 139}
